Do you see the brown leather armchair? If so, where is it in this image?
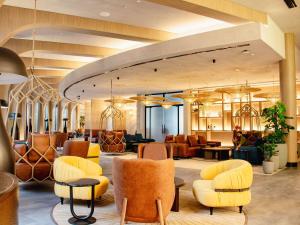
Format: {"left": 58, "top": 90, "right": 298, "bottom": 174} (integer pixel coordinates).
{"left": 14, "top": 134, "right": 57, "bottom": 182}
{"left": 62, "top": 140, "right": 90, "bottom": 157}
{"left": 112, "top": 158, "right": 175, "bottom": 225}
{"left": 138, "top": 143, "right": 173, "bottom": 160}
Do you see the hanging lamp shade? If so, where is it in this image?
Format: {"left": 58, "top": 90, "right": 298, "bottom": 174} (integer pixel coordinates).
{"left": 0, "top": 47, "right": 28, "bottom": 84}
{"left": 171, "top": 90, "right": 210, "bottom": 103}
{"left": 153, "top": 100, "right": 182, "bottom": 109}
{"left": 253, "top": 92, "right": 280, "bottom": 103}
{"left": 0, "top": 48, "right": 28, "bottom": 173}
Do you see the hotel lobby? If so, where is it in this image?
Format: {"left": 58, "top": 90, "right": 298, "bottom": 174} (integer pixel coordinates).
{"left": 0, "top": 0, "right": 300, "bottom": 225}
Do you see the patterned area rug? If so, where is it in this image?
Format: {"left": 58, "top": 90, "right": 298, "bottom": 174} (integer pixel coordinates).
{"left": 52, "top": 190, "right": 246, "bottom": 225}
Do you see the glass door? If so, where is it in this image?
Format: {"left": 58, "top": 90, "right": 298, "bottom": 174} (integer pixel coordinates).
{"left": 145, "top": 105, "right": 183, "bottom": 142}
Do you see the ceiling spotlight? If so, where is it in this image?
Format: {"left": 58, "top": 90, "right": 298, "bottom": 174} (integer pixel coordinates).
{"left": 99, "top": 11, "right": 110, "bottom": 17}
{"left": 93, "top": 84, "right": 96, "bottom": 87}
{"left": 212, "top": 59, "right": 216, "bottom": 64}
{"left": 241, "top": 50, "right": 250, "bottom": 54}
{"left": 82, "top": 89, "right": 85, "bottom": 93}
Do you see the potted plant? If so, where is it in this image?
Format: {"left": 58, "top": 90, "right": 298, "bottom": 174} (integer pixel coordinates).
{"left": 79, "top": 116, "right": 85, "bottom": 133}
{"left": 261, "top": 101, "right": 294, "bottom": 168}
{"left": 259, "top": 142, "right": 277, "bottom": 174}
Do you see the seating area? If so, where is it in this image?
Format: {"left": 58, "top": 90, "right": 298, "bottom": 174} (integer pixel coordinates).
{"left": 0, "top": 1, "right": 300, "bottom": 225}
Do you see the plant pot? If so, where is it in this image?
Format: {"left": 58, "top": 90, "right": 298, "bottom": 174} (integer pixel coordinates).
{"left": 270, "top": 155, "right": 279, "bottom": 170}
{"left": 276, "top": 143, "right": 287, "bottom": 168}
{"left": 263, "top": 161, "right": 274, "bottom": 174}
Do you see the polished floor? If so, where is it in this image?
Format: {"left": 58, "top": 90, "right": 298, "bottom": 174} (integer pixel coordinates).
{"left": 19, "top": 156, "right": 300, "bottom": 225}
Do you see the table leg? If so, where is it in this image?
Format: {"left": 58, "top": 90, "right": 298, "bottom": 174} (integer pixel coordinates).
{"left": 171, "top": 187, "right": 180, "bottom": 212}
{"left": 68, "top": 185, "right": 97, "bottom": 225}
{"left": 218, "top": 150, "right": 229, "bottom": 160}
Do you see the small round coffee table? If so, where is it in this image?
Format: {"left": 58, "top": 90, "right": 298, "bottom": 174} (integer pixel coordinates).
{"left": 171, "top": 177, "right": 185, "bottom": 212}
{"left": 66, "top": 178, "right": 100, "bottom": 225}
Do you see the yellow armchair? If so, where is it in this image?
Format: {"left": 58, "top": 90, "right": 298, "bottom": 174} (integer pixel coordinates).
{"left": 193, "top": 159, "right": 253, "bottom": 215}
{"left": 54, "top": 156, "right": 109, "bottom": 203}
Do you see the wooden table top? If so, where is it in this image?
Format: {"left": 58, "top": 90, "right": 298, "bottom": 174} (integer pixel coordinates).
{"left": 202, "top": 146, "right": 232, "bottom": 151}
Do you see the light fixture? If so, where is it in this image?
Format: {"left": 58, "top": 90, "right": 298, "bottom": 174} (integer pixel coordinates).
{"left": 254, "top": 92, "right": 280, "bottom": 103}
{"left": 0, "top": 47, "right": 28, "bottom": 84}
{"left": 153, "top": 100, "right": 181, "bottom": 109}
{"left": 0, "top": 48, "right": 28, "bottom": 174}
{"left": 99, "top": 11, "right": 110, "bottom": 17}
{"left": 215, "top": 83, "right": 261, "bottom": 101}
{"left": 129, "top": 95, "right": 166, "bottom": 105}
{"left": 171, "top": 90, "right": 210, "bottom": 103}
{"left": 100, "top": 79, "right": 125, "bottom": 129}
{"left": 104, "top": 97, "right": 135, "bottom": 108}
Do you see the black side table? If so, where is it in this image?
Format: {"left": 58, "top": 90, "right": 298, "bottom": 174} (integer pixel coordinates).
{"left": 66, "top": 178, "right": 100, "bottom": 225}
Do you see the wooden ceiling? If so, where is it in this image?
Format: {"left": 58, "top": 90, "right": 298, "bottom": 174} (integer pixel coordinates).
{"left": 0, "top": 0, "right": 267, "bottom": 88}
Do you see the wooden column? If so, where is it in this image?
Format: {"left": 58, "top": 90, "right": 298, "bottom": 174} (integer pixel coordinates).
{"left": 279, "top": 33, "right": 298, "bottom": 167}
{"left": 57, "top": 101, "right": 63, "bottom": 132}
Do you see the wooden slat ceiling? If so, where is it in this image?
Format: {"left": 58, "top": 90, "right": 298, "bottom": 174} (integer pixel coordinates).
{"left": 0, "top": 0, "right": 268, "bottom": 85}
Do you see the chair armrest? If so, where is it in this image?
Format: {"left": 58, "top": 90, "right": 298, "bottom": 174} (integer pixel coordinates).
{"left": 200, "top": 163, "right": 227, "bottom": 180}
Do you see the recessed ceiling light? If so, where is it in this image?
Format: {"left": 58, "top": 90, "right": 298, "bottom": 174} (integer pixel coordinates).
{"left": 241, "top": 50, "right": 250, "bottom": 54}
{"left": 250, "top": 53, "right": 255, "bottom": 56}
{"left": 99, "top": 11, "right": 110, "bottom": 17}
{"left": 235, "top": 68, "right": 240, "bottom": 72}
{"left": 136, "top": 0, "right": 142, "bottom": 2}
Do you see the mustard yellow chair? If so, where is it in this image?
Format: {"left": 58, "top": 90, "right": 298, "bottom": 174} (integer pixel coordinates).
{"left": 193, "top": 159, "right": 253, "bottom": 215}
{"left": 53, "top": 156, "right": 109, "bottom": 205}
{"left": 87, "top": 143, "right": 101, "bottom": 164}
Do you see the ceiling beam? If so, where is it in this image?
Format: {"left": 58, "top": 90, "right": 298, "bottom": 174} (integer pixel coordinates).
{"left": 27, "top": 69, "right": 69, "bottom": 77}
{"left": 147, "top": 0, "right": 268, "bottom": 24}
{"left": 4, "top": 38, "right": 118, "bottom": 57}
{"left": 22, "top": 57, "right": 86, "bottom": 70}
{"left": 0, "top": 5, "right": 175, "bottom": 46}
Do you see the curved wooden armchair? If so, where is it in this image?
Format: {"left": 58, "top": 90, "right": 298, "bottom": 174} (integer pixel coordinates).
{"left": 112, "top": 158, "right": 175, "bottom": 225}
{"left": 137, "top": 143, "right": 173, "bottom": 160}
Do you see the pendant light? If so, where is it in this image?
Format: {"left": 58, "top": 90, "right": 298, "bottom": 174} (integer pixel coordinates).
{"left": 0, "top": 48, "right": 28, "bottom": 174}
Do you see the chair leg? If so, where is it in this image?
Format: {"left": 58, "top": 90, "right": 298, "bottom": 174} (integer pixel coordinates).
{"left": 210, "top": 207, "right": 213, "bottom": 215}
{"left": 157, "top": 199, "right": 164, "bottom": 225}
{"left": 60, "top": 197, "right": 64, "bottom": 205}
{"left": 120, "top": 198, "right": 127, "bottom": 225}
{"left": 87, "top": 200, "right": 91, "bottom": 208}
{"left": 239, "top": 206, "right": 243, "bottom": 213}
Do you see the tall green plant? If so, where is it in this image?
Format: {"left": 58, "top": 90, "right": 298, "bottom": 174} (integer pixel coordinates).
{"left": 258, "top": 142, "right": 277, "bottom": 161}
{"left": 79, "top": 116, "right": 85, "bottom": 128}
{"left": 261, "top": 101, "right": 294, "bottom": 144}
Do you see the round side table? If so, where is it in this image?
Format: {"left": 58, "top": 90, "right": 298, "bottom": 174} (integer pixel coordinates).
{"left": 66, "top": 178, "right": 100, "bottom": 225}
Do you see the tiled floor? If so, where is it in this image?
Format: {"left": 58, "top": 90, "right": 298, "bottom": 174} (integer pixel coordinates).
{"left": 18, "top": 154, "right": 300, "bottom": 225}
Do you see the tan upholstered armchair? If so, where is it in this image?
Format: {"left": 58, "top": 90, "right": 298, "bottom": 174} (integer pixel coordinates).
{"left": 138, "top": 142, "right": 173, "bottom": 160}
{"left": 112, "top": 158, "right": 175, "bottom": 225}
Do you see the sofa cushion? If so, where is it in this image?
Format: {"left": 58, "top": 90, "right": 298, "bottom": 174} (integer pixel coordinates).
{"left": 187, "top": 135, "right": 198, "bottom": 147}
{"left": 175, "top": 135, "right": 185, "bottom": 144}
{"left": 198, "top": 135, "right": 207, "bottom": 144}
